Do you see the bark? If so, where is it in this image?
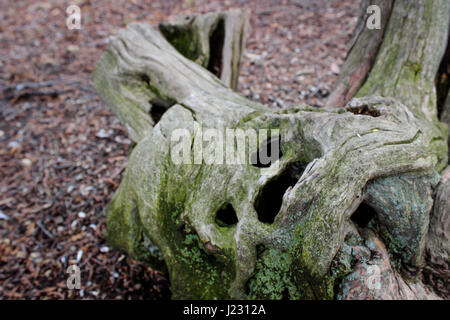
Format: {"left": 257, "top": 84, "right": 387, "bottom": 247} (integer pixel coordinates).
{"left": 92, "top": 3, "right": 449, "bottom": 300}
{"left": 326, "top": 0, "right": 394, "bottom": 108}
{"left": 333, "top": 0, "right": 449, "bottom": 299}
{"left": 356, "top": 0, "right": 449, "bottom": 127}
{"left": 423, "top": 166, "right": 450, "bottom": 297}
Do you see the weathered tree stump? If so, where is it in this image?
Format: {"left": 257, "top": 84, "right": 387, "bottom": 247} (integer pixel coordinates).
{"left": 326, "top": 0, "right": 394, "bottom": 108}
{"left": 159, "top": 9, "right": 250, "bottom": 90}
{"left": 93, "top": 3, "right": 449, "bottom": 300}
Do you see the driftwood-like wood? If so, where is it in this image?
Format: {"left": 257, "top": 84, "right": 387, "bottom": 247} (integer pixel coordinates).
{"left": 159, "top": 9, "right": 249, "bottom": 90}
{"left": 326, "top": 0, "right": 394, "bottom": 108}
{"left": 93, "top": 3, "right": 449, "bottom": 300}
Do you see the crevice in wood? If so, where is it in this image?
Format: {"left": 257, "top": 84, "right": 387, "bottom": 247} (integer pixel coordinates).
{"left": 207, "top": 18, "right": 225, "bottom": 77}
{"left": 215, "top": 203, "right": 238, "bottom": 227}
{"left": 254, "top": 161, "right": 305, "bottom": 224}
{"left": 149, "top": 99, "right": 174, "bottom": 124}
{"left": 140, "top": 73, "right": 177, "bottom": 124}
{"left": 346, "top": 104, "right": 381, "bottom": 117}
{"left": 351, "top": 202, "right": 376, "bottom": 228}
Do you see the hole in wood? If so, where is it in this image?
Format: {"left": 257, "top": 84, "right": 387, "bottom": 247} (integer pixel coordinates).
{"left": 436, "top": 37, "right": 449, "bottom": 118}
{"left": 140, "top": 73, "right": 151, "bottom": 84}
{"left": 254, "top": 161, "right": 305, "bottom": 224}
{"left": 141, "top": 74, "right": 177, "bottom": 124}
{"left": 346, "top": 105, "right": 381, "bottom": 117}
{"left": 351, "top": 202, "right": 377, "bottom": 228}
{"left": 149, "top": 99, "right": 175, "bottom": 124}
{"left": 207, "top": 18, "right": 225, "bottom": 77}
{"left": 215, "top": 203, "right": 238, "bottom": 227}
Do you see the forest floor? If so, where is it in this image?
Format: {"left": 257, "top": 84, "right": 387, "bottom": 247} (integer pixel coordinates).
{"left": 0, "top": 0, "right": 359, "bottom": 299}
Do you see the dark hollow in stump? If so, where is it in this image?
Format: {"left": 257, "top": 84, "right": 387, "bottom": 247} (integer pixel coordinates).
{"left": 93, "top": 4, "right": 449, "bottom": 299}
{"left": 159, "top": 9, "right": 250, "bottom": 91}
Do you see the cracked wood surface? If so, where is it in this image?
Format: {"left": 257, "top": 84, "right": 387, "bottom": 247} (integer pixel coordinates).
{"left": 93, "top": 5, "right": 449, "bottom": 299}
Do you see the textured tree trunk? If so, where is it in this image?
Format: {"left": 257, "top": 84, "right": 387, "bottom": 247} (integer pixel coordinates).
{"left": 334, "top": 0, "right": 449, "bottom": 299}
{"left": 93, "top": 2, "right": 449, "bottom": 300}
{"left": 326, "top": 0, "right": 394, "bottom": 108}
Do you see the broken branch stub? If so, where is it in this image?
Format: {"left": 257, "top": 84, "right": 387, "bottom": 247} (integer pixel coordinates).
{"left": 159, "top": 9, "right": 250, "bottom": 91}
{"left": 93, "top": 8, "right": 448, "bottom": 299}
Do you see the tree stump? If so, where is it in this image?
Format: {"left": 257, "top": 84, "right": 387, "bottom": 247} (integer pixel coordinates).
{"left": 93, "top": 4, "right": 449, "bottom": 299}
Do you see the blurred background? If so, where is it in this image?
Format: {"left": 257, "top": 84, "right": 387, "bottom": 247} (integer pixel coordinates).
{"left": 0, "top": 0, "right": 360, "bottom": 299}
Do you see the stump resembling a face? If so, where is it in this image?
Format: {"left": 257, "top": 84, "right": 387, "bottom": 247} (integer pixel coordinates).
{"left": 96, "top": 21, "right": 447, "bottom": 299}
{"left": 109, "top": 95, "right": 437, "bottom": 299}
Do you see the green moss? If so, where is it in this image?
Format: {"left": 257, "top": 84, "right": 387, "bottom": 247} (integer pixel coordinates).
{"left": 159, "top": 24, "right": 208, "bottom": 67}
{"left": 139, "top": 159, "right": 235, "bottom": 299}
{"left": 287, "top": 224, "right": 340, "bottom": 300}
{"left": 106, "top": 180, "right": 166, "bottom": 269}
{"left": 168, "top": 224, "right": 236, "bottom": 299}
{"left": 247, "top": 246, "right": 301, "bottom": 299}
{"left": 357, "top": 45, "right": 400, "bottom": 98}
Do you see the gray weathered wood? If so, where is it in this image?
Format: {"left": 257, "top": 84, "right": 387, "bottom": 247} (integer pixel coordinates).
{"left": 326, "top": 0, "right": 394, "bottom": 108}
{"left": 159, "top": 9, "right": 250, "bottom": 90}
{"left": 334, "top": 0, "right": 449, "bottom": 299}
{"left": 92, "top": 1, "right": 449, "bottom": 299}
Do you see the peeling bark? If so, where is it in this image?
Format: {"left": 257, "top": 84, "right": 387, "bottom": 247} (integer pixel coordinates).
{"left": 337, "top": 228, "right": 440, "bottom": 300}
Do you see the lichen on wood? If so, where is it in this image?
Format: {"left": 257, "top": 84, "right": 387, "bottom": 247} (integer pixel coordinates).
{"left": 159, "top": 9, "right": 250, "bottom": 90}
{"left": 93, "top": 4, "right": 449, "bottom": 300}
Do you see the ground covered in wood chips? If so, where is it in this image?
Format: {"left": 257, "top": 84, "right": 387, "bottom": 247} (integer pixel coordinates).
{"left": 0, "top": 0, "right": 359, "bottom": 299}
